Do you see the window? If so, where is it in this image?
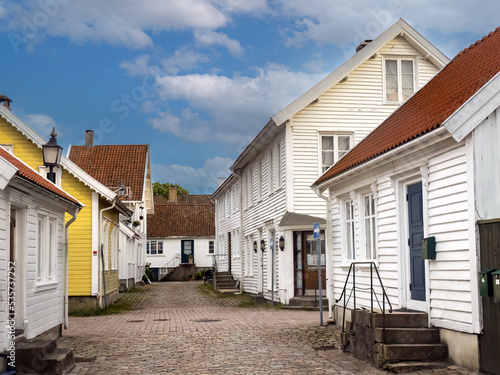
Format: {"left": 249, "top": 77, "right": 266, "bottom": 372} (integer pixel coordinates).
{"left": 103, "top": 220, "right": 110, "bottom": 270}
{"left": 268, "top": 148, "right": 274, "bottom": 193}
{"left": 276, "top": 142, "right": 283, "bottom": 188}
{"left": 385, "top": 59, "right": 414, "bottom": 102}
{"left": 37, "top": 215, "right": 56, "bottom": 283}
{"left": 245, "top": 235, "right": 254, "bottom": 276}
{"left": 208, "top": 240, "right": 215, "bottom": 254}
{"left": 233, "top": 230, "right": 240, "bottom": 257}
{"left": 232, "top": 183, "right": 240, "bottom": 212}
{"left": 147, "top": 240, "right": 163, "bottom": 255}
{"left": 0, "top": 144, "right": 13, "bottom": 153}
{"left": 111, "top": 226, "right": 118, "bottom": 269}
{"left": 249, "top": 168, "right": 254, "bottom": 206}
{"left": 321, "top": 134, "right": 352, "bottom": 173}
{"left": 345, "top": 200, "right": 356, "bottom": 260}
{"left": 257, "top": 160, "right": 263, "bottom": 201}
{"left": 363, "top": 194, "right": 377, "bottom": 260}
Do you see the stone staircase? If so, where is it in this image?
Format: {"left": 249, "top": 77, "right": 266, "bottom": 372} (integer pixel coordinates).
{"left": 286, "top": 295, "right": 329, "bottom": 310}
{"left": 343, "top": 309, "right": 448, "bottom": 372}
{"left": 15, "top": 338, "right": 75, "bottom": 374}
{"left": 215, "top": 271, "right": 239, "bottom": 293}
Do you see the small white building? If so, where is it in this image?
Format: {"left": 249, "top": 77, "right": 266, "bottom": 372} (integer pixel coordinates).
{"left": 146, "top": 194, "right": 215, "bottom": 281}
{"left": 311, "top": 26, "right": 500, "bottom": 372}
{"left": 0, "top": 146, "right": 82, "bottom": 368}
{"left": 213, "top": 19, "right": 448, "bottom": 304}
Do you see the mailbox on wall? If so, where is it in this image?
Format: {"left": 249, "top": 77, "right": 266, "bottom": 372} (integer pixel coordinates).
{"left": 480, "top": 269, "right": 495, "bottom": 297}
{"left": 422, "top": 236, "right": 436, "bottom": 260}
{"left": 492, "top": 270, "right": 500, "bottom": 303}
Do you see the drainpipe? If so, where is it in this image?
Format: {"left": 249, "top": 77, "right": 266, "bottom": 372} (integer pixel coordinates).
{"left": 312, "top": 185, "right": 333, "bottom": 321}
{"left": 99, "top": 199, "right": 117, "bottom": 309}
{"left": 64, "top": 207, "right": 79, "bottom": 329}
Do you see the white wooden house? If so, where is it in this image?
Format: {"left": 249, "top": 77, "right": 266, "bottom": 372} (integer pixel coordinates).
{"left": 0, "top": 146, "right": 82, "bottom": 372}
{"left": 213, "top": 19, "right": 448, "bottom": 304}
{"left": 311, "top": 26, "right": 500, "bottom": 372}
{"left": 146, "top": 194, "right": 215, "bottom": 281}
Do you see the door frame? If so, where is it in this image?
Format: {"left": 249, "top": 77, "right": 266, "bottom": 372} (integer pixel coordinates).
{"left": 293, "top": 230, "right": 326, "bottom": 296}
{"left": 9, "top": 206, "right": 26, "bottom": 333}
{"left": 181, "top": 239, "right": 194, "bottom": 264}
{"left": 399, "top": 177, "right": 428, "bottom": 311}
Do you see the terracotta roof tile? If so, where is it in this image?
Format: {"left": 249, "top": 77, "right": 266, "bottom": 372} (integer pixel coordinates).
{"left": 68, "top": 145, "right": 148, "bottom": 201}
{"left": 147, "top": 196, "right": 215, "bottom": 237}
{"left": 0, "top": 147, "right": 80, "bottom": 206}
{"left": 316, "top": 26, "right": 500, "bottom": 185}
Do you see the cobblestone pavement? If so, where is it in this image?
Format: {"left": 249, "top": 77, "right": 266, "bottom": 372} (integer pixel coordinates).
{"left": 61, "top": 282, "right": 478, "bottom": 375}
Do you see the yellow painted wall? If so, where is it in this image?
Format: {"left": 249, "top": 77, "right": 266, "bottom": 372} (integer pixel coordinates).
{"left": 1, "top": 118, "right": 93, "bottom": 295}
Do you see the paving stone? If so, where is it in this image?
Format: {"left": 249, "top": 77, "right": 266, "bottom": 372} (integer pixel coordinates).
{"left": 60, "top": 281, "right": 478, "bottom": 375}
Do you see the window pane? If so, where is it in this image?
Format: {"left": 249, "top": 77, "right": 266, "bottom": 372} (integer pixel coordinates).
{"left": 38, "top": 218, "right": 43, "bottom": 279}
{"left": 385, "top": 60, "right": 398, "bottom": 101}
{"left": 338, "top": 136, "right": 351, "bottom": 154}
{"left": 322, "top": 151, "right": 334, "bottom": 170}
{"left": 365, "top": 218, "right": 371, "bottom": 258}
{"left": 402, "top": 60, "right": 414, "bottom": 101}
{"left": 158, "top": 241, "right": 163, "bottom": 254}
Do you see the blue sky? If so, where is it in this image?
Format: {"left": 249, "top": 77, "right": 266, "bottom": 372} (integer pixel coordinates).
{"left": 1, "top": 0, "right": 499, "bottom": 194}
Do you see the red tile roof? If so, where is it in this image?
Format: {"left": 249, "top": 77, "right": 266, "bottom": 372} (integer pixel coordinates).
{"left": 68, "top": 145, "right": 148, "bottom": 201}
{"left": 147, "top": 196, "right": 215, "bottom": 237}
{"left": 316, "top": 27, "right": 500, "bottom": 185}
{"left": 0, "top": 147, "right": 80, "bottom": 206}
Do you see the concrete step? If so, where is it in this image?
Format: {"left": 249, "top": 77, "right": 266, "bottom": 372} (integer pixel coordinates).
{"left": 218, "top": 288, "right": 240, "bottom": 294}
{"left": 382, "top": 343, "right": 447, "bottom": 362}
{"left": 371, "top": 311, "right": 428, "bottom": 328}
{"left": 288, "top": 296, "right": 329, "bottom": 307}
{"left": 375, "top": 327, "right": 439, "bottom": 344}
{"left": 16, "top": 339, "right": 75, "bottom": 374}
{"left": 382, "top": 361, "right": 449, "bottom": 373}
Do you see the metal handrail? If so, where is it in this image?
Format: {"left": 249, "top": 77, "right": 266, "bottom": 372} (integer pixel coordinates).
{"left": 162, "top": 253, "right": 180, "bottom": 268}
{"left": 335, "top": 262, "right": 393, "bottom": 344}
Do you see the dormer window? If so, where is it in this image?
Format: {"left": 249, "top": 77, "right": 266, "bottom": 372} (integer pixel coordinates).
{"left": 385, "top": 58, "right": 415, "bottom": 102}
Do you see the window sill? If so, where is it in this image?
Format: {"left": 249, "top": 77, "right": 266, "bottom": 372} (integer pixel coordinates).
{"left": 146, "top": 254, "right": 165, "bottom": 257}
{"left": 35, "top": 281, "right": 59, "bottom": 293}
{"left": 340, "top": 260, "right": 379, "bottom": 270}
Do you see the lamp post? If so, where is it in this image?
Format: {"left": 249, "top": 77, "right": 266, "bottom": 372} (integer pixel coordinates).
{"left": 42, "top": 128, "right": 63, "bottom": 184}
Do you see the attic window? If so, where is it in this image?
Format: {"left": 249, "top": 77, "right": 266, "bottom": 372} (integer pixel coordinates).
{"left": 385, "top": 58, "right": 415, "bottom": 102}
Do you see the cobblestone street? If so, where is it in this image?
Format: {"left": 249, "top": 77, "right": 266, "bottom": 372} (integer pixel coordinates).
{"left": 61, "top": 282, "right": 478, "bottom": 375}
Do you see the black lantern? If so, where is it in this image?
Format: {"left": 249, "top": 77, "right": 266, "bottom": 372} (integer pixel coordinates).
{"left": 42, "top": 128, "right": 63, "bottom": 183}
{"left": 260, "top": 239, "right": 266, "bottom": 252}
{"left": 253, "top": 241, "right": 257, "bottom": 253}
{"left": 279, "top": 236, "right": 285, "bottom": 251}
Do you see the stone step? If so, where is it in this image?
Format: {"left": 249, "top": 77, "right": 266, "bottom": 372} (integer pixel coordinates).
{"left": 288, "top": 296, "right": 329, "bottom": 307}
{"left": 371, "top": 311, "right": 428, "bottom": 328}
{"left": 382, "top": 361, "right": 449, "bottom": 373}
{"left": 375, "top": 327, "right": 440, "bottom": 344}
{"left": 382, "top": 343, "right": 447, "bottom": 362}
{"left": 218, "top": 288, "right": 240, "bottom": 294}
{"left": 15, "top": 339, "right": 75, "bottom": 374}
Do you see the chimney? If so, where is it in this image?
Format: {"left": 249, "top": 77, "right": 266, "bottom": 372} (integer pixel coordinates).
{"left": 85, "top": 130, "right": 94, "bottom": 147}
{"left": 0, "top": 95, "right": 13, "bottom": 111}
{"left": 168, "top": 186, "right": 177, "bottom": 202}
{"left": 355, "top": 39, "right": 372, "bottom": 53}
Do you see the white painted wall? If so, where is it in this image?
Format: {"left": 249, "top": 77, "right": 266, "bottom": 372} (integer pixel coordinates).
{"left": 327, "top": 134, "right": 479, "bottom": 334}
{"left": 147, "top": 237, "right": 215, "bottom": 269}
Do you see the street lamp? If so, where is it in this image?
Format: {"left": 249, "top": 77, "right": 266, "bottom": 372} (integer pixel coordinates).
{"left": 42, "top": 127, "right": 63, "bottom": 184}
{"left": 279, "top": 236, "right": 285, "bottom": 251}
{"left": 253, "top": 241, "right": 257, "bottom": 253}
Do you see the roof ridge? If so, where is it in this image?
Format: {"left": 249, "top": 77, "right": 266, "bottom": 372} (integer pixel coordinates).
{"left": 455, "top": 26, "right": 500, "bottom": 59}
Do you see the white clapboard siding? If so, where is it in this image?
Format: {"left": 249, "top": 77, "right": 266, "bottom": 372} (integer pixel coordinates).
{"left": 291, "top": 36, "right": 440, "bottom": 219}
{"left": 329, "top": 135, "right": 474, "bottom": 333}
{"left": 241, "top": 132, "right": 286, "bottom": 297}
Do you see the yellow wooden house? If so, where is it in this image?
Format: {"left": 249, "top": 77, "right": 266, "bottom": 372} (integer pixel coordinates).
{"left": 0, "top": 101, "right": 132, "bottom": 312}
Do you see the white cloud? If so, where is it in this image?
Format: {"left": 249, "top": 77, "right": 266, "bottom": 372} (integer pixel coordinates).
{"left": 149, "top": 63, "right": 327, "bottom": 144}
{"left": 152, "top": 156, "right": 234, "bottom": 194}
{"left": 23, "top": 113, "right": 62, "bottom": 138}
{"left": 161, "top": 47, "right": 211, "bottom": 75}
{"left": 194, "top": 30, "right": 245, "bottom": 56}
{"left": 120, "top": 55, "right": 152, "bottom": 76}
{"left": 2, "top": 0, "right": 230, "bottom": 49}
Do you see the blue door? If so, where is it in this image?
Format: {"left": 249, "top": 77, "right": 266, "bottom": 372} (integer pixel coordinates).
{"left": 181, "top": 240, "right": 194, "bottom": 264}
{"left": 407, "top": 182, "right": 425, "bottom": 301}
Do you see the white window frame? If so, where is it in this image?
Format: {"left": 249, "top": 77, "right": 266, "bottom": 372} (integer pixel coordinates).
{"left": 383, "top": 56, "right": 417, "bottom": 103}
{"left": 319, "top": 133, "right": 353, "bottom": 174}
{"left": 276, "top": 141, "right": 283, "bottom": 189}
{"left": 37, "top": 214, "right": 57, "bottom": 284}
{"left": 111, "top": 225, "right": 118, "bottom": 270}
{"left": 146, "top": 240, "right": 163, "bottom": 255}
{"left": 362, "top": 193, "right": 377, "bottom": 260}
{"left": 257, "top": 159, "right": 263, "bottom": 202}
{"left": 268, "top": 147, "right": 274, "bottom": 194}
{"left": 344, "top": 199, "right": 356, "bottom": 261}
{"left": 249, "top": 167, "right": 254, "bottom": 206}
{"left": 208, "top": 240, "right": 215, "bottom": 254}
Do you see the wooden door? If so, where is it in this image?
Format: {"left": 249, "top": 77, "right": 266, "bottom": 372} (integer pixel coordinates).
{"left": 227, "top": 232, "right": 232, "bottom": 272}
{"left": 294, "top": 231, "right": 325, "bottom": 295}
{"left": 479, "top": 221, "right": 500, "bottom": 374}
{"left": 181, "top": 240, "right": 193, "bottom": 263}
{"left": 407, "top": 182, "right": 425, "bottom": 301}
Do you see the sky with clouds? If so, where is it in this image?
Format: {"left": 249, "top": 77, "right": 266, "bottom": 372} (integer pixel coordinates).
{"left": 0, "top": 0, "right": 499, "bottom": 194}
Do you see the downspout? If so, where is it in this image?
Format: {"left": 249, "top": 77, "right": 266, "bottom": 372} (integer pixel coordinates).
{"left": 312, "top": 184, "right": 334, "bottom": 321}
{"left": 99, "top": 199, "right": 117, "bottom": 309}
{"left": 64, "top": 207, "right": 80, "bottom": 329}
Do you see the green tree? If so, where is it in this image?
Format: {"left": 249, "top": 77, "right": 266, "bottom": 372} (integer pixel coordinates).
{"left": 153, "top": 182, "right": 189, "bottom": 197}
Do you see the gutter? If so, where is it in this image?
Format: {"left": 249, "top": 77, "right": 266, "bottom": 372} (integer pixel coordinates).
{"left": 64, "top": 207, "right": 80, "bottom": 329}
{"left": 99, "top": 199, "right": 117, "bottom": 308}
{"left": 314, "top": 126, "right": 449, "bottom": 194}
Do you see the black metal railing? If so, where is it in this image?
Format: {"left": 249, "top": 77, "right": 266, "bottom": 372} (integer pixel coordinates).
{"left": 335, "top": 262, "right": 392, "bottom": 343}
